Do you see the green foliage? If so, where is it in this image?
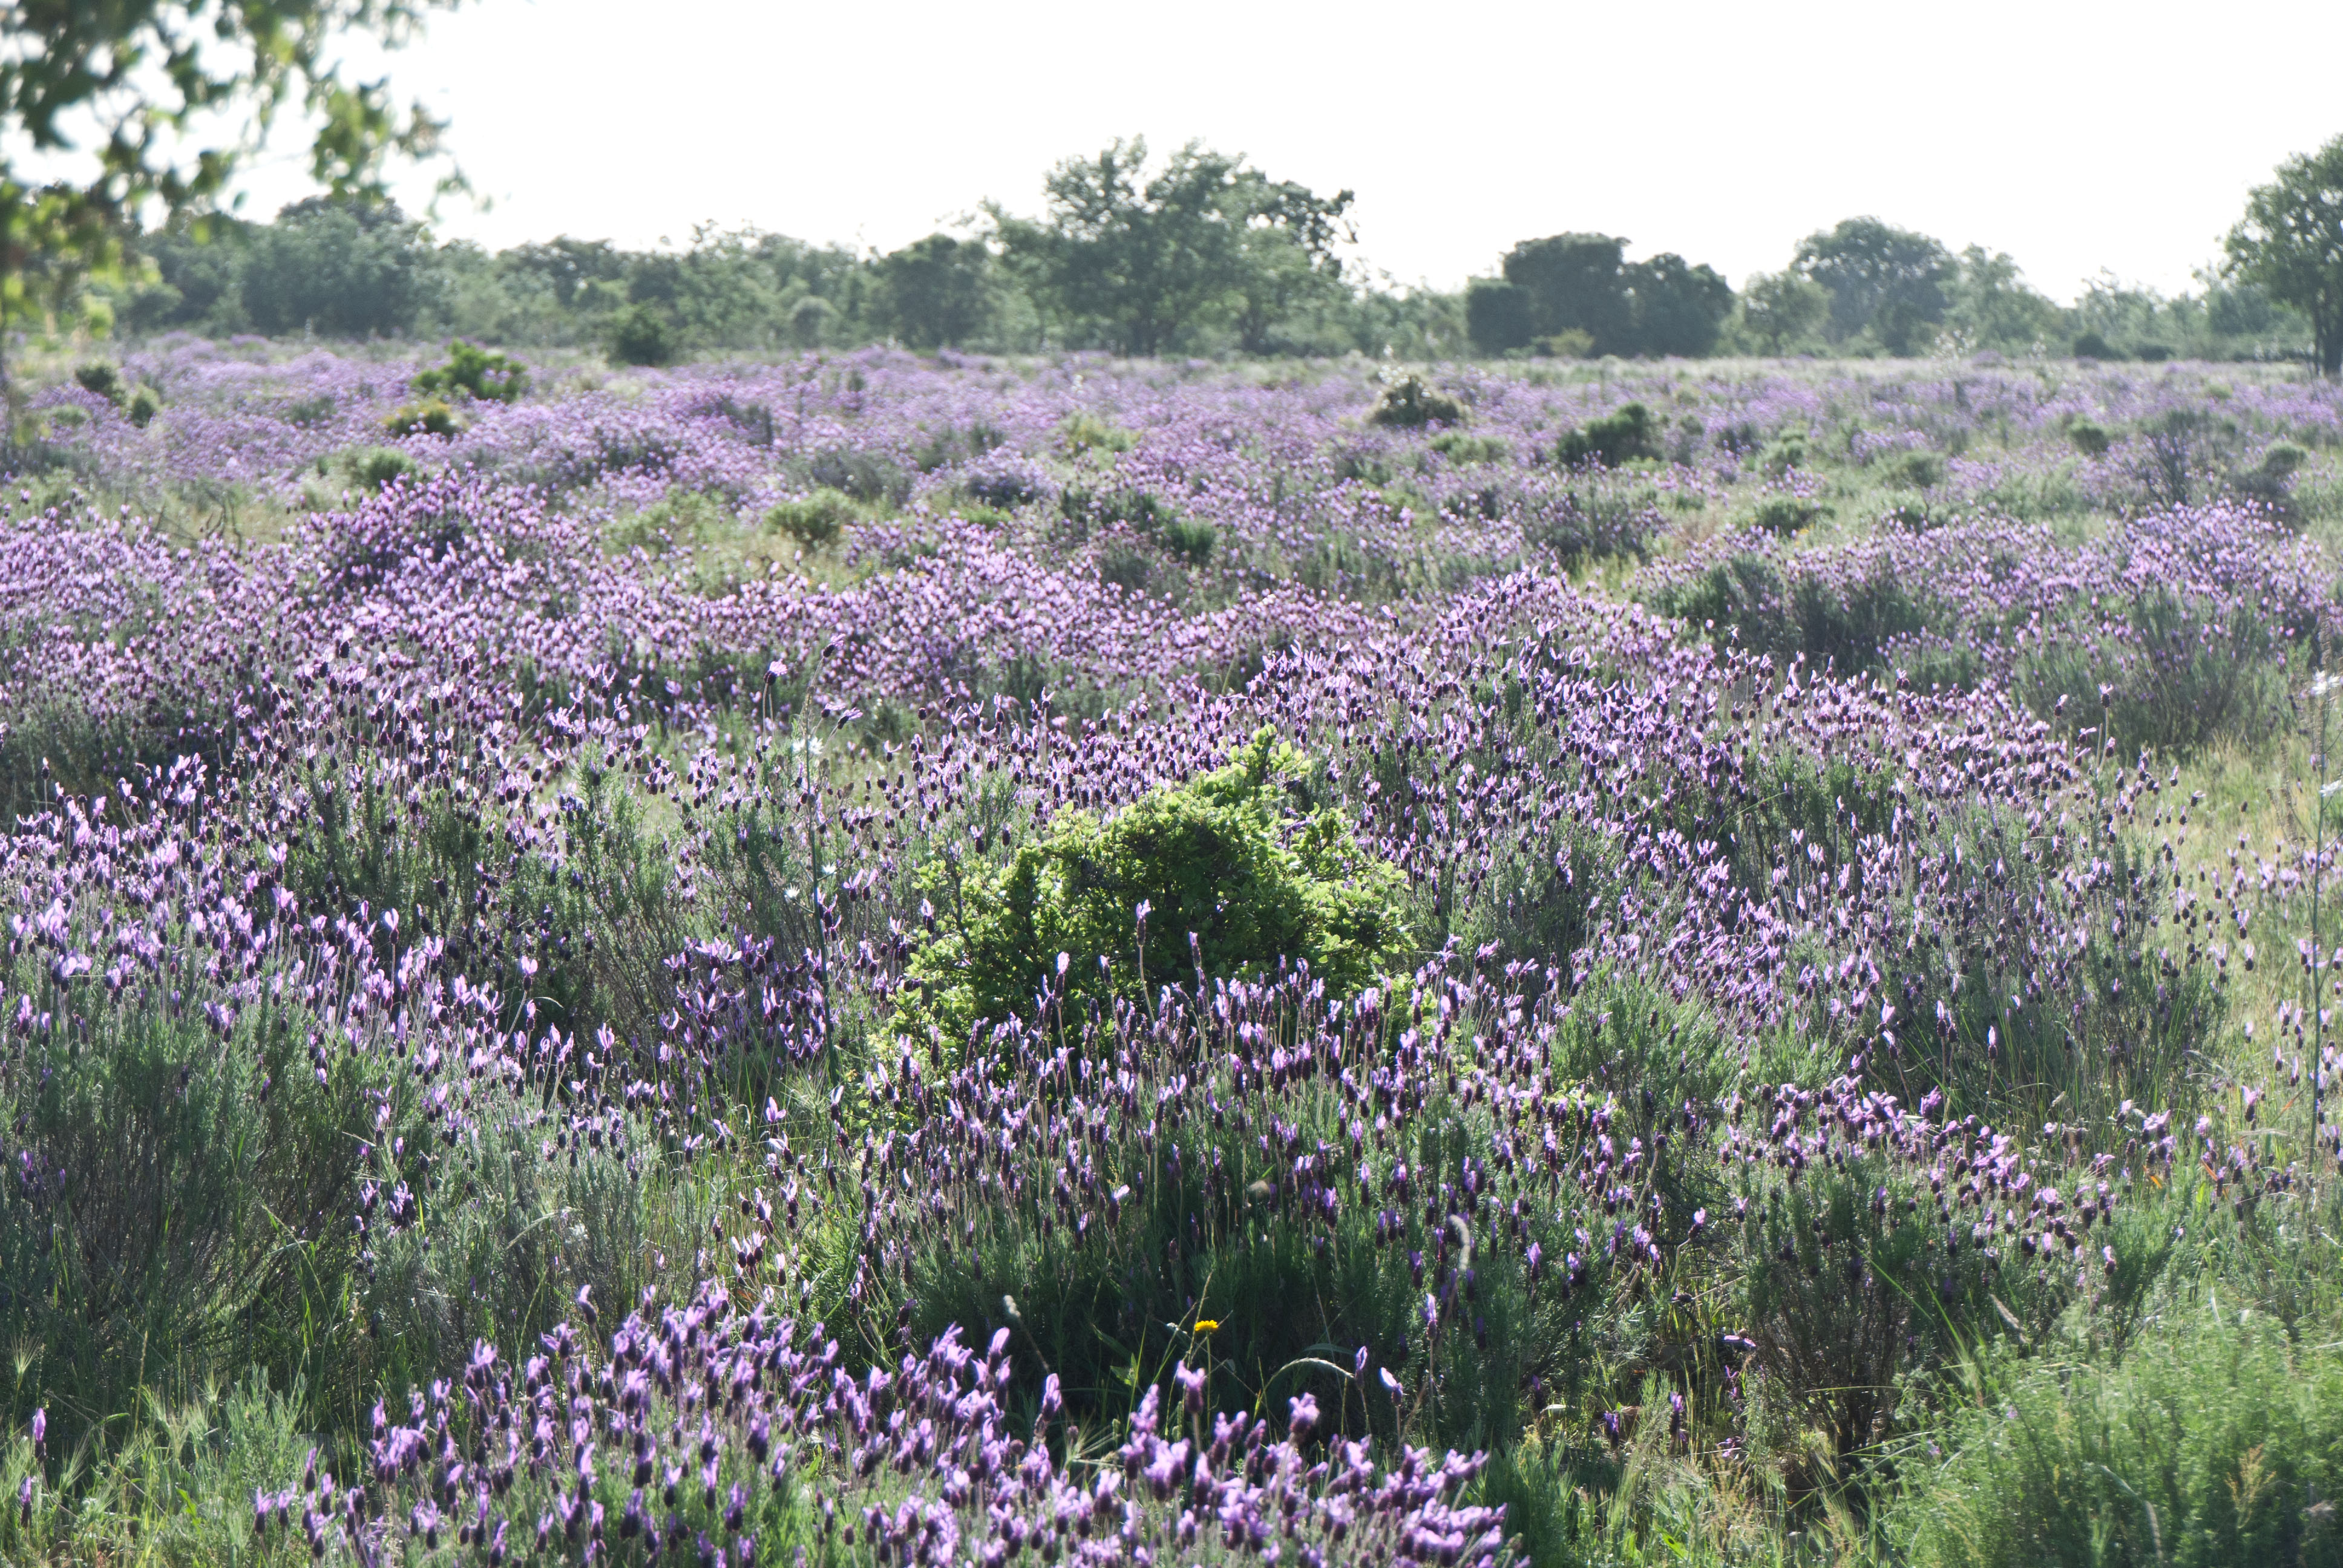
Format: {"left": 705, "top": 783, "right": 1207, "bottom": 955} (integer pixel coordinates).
{"left": 1558, "top": 403, "right": 1660, "bottom": 468}
{"left": 900, "top": 730, "right": 1411, "bottom": 1043}
{"left": 1466, "top": 278, "right": 1535, "bottom": 354}
{"left": 605, "top": 301, "right": 677, "bottom": 366}
{"left": 2073, "top": 328, "right": 2122, "bottom": 361}
{"left": 71, "top": 361, "right": 122, "bottom": 403}
{"left": 765, "top": 486, "right": 859, "bottom": 547}
{"left": 2068, "top": 418, "right": 2114, "bottom": 457}
{"left": 1749, "top": 494, "right": 1826, "bottom": 535}
{"left": 0, "top": 0, "right": 459, "bottom": 375}
{"left": 411, "top": 339, "right": 529, "bottom": 404}
{"left": 0, "top": 927, "right": 411, "bottom": 1445}
{"left": 1368, "top": 374, "right": 1465, "bottom": 429}
{"left": 1795, "top": 217, "right": 1955, "bottom": 347}
{"left": 2226, "top": 132, "right": 2343, "bottom": 376}
{"left": 239, "top": 197, "right": 442, "bottom": 338}
{"left": 381, "top": 397, "right": 458, "bottom": 438}
{"left": 876, "top": 232, "right": 997, "bottom": 349}
{"left": 352, "top": 446, "right": 418, "bottom": 491}
{"left": 1895, "top": 1305, "right": 2343, "bottom": 1568}
{"left": 1737, "top": 269, "right": 1830, "bottom": 353}
{"left": 125, "top": 384, "right": 160, "bottom": 427}
{"left": 1502, "top": 233, "right": 1633, "bottom": 355}
{"left": 988, "top": 136, "right": 1354, "bottom": 356}
{"left": 1059, "top": 410, "right": 1138, "bottom": 453}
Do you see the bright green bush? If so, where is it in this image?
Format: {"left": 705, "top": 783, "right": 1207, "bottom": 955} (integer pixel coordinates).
{"left": 899, "top": 730, "right": 1411, "bottom": 1042}
{"left": 381, "top": 398, "right": 459, "bottom": 438}
{"left": 765, "top": 486, "right": 859, "bottom": 546}
{"left": 411, "top": 339, "right": 531, "bottom": 404}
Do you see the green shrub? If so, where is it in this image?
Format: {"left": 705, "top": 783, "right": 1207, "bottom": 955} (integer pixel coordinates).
{"left": 2073, "top": 330, "right": 2122, "bottom": 361}
{"left": 899, "top": 729, "right": 1411, "bottom": 1043}
{"left": 284, "top": 392, "right": 337, "bottom": 427}
{"left": 765, "top": 486, "right": 859, "bottom": 546}
{"left": 1895, "top": 1306, "right": 2343, "bottom": 1568}
{"left": 381, "top": 398, "right": 459, "bottom": 439}
{"left": 352, "top": 446, "right": 418, "bottom": 491}
{"left": 0, "top": 935, "right": 408, "bottom": 1444}
{"left": 1883, "top": 449, "right": 1947, "bottom": 489}
{"left": 72, "top": 362, "right": 124, "bottom": 404}
{"left": 605, "top": 302, "right": 677, "bottom": 367}
{"left": 1750, "top": 495, "right": 1826, "bottom": 535}
{"left": 411, "top": 339, "right": 530, "bottom": 404}
{"left": 806, "top": 446, "right": 909, "bottom": 505}
{"left": 125, "top": 385, "right": 162, "bottom": 427}
{"left": 2068, "top": 419, "right": 2114, "bottom": 459}
{"left": 1429, "top": 431, "right": 1511, "bottom": 465}
{"left": 2230, "top": 441, "right": 2309, "bottom": 523}
{"left": 1368, "top": 374, "right": 1466, "bottom": 429}
{"left": 1159, "top": 514, "right": 1216, "bottom": 566}
{"left": 1557, "top": 403, "right": 1660, "bottom": 468}
{"left": 1059, "top": 410, "right": 1137, "bottom": 453}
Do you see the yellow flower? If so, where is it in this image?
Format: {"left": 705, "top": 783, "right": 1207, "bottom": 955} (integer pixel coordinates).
{"left": 1193, "top": 1319, "right": 1221, "bottom": 1334}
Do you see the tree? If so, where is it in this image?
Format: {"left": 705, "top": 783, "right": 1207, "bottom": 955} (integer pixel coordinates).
{"left": 876, "top": 233, "right": 997, "bottom": 350}
{"left": 1941, "top": 246, "right": 2066, "bottom": 356}
{"left": 1737, "top": 269, "right": 1827, "bottom": 354}
{"left": 1226, "top": 174, "right": 1353, "bottom": 355}
{"left": 1465, "top": 279, "right": 1535, "bottom": 353}
{"left": 1501, "top": 232, "right": 1631, "bottom": 353}
{"left": 991, "top": 137, "right": 1350, "bottom": 356}
{"left": 1623, "top": 253, "right": 1734, "bottom": 357}
{"left": 1792, "top": 217, "right": 1953, "bottom": 347}
{"left": 2225, "top": 135, "right": 2343, "bottom": 376}
{"left": 238, "top": 195, "right": 437, "bottom": 336}
{"left": 0, "top": 1, "right": 463, "bottom": 384}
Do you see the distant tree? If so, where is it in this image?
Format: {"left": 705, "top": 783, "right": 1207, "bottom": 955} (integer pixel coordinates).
{"left": 1941, "top": 246, "right": 2066, "bottom": 355}
{"left": 1465, "top": 279, "right": 1535, "bottom": 353}
{"left": 990, "top": 137, "right": 1348, "bottom": 356}
{"left": 498, "top": 238, "right": 629, "bottom": 310}
{"left": 1623, "top": 253, "right": 1733, "bottom": 357}
{"left": 0, "top": 1, "right": 462, "bottom": 382}
{"left": 1737, "top": 269, "right": 1827, "bottom": 354}
{"left": 239, "top": 196, "right": 437, "bottom": 336}
{"left": 1226, "top": 175, "right": 1354, "bottom": 355}
{"left": 1793, "top": 218, "right": 1953, "bottom": 347}
{"left": 876, "top": 233, "right": 997, "bottom": 349}
{"left": 1501, "top": 232, "right": 1632, "bottom": 353}
{"left": 2225, "top": 135, "right": 2343, "bottom": 376}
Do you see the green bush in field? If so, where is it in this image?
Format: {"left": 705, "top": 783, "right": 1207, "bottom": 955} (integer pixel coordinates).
{"left": 899, "top": 729, "right": 1411, "bottom": 1044}
{"left": 765, "top": 486, "right": 860, "bottom": 546}
{"left": 73, "top": 362, "right": 124, "bottom": 404}
{"left": 382, "top": 397, "right": 459, "bottom": 438}
{"left": 411, "top": 339, "right": 530, "bottom": 404}
{"left": 2068, "top": 418, "right": 2114, "bottom": 458}
{"left": 1557, "top": 402, "right": 1660, "bottom": 468}
{"left": 1368, "top": 374, "right": 1465, "bottom": 429}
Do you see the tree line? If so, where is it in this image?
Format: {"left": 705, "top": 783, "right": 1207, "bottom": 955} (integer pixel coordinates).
{"left": 42, "top": 135, "right": 2343, "bottom": 368}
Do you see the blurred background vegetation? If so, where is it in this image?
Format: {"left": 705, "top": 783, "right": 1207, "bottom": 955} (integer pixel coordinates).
{"left": 31, "top": 137, "right": 2318, "bottom": 368}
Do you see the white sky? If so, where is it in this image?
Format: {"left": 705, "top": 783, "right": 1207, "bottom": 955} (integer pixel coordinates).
{"left": 223, "top": 0, "right": 2343, "bottom": 304}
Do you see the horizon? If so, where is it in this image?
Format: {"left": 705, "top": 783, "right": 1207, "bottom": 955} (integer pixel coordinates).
{"left": 210, "top": 0, "right": 2343, "bottom": 306}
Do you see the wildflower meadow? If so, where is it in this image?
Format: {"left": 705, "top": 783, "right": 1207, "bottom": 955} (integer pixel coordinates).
{"left": 3, "top": 339, "right": 2342, "bottom": 1566}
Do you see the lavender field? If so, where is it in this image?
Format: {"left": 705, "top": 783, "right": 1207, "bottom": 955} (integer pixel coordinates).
{"left": 5, "top": 341, "right": 2343, "bottom": 1566}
